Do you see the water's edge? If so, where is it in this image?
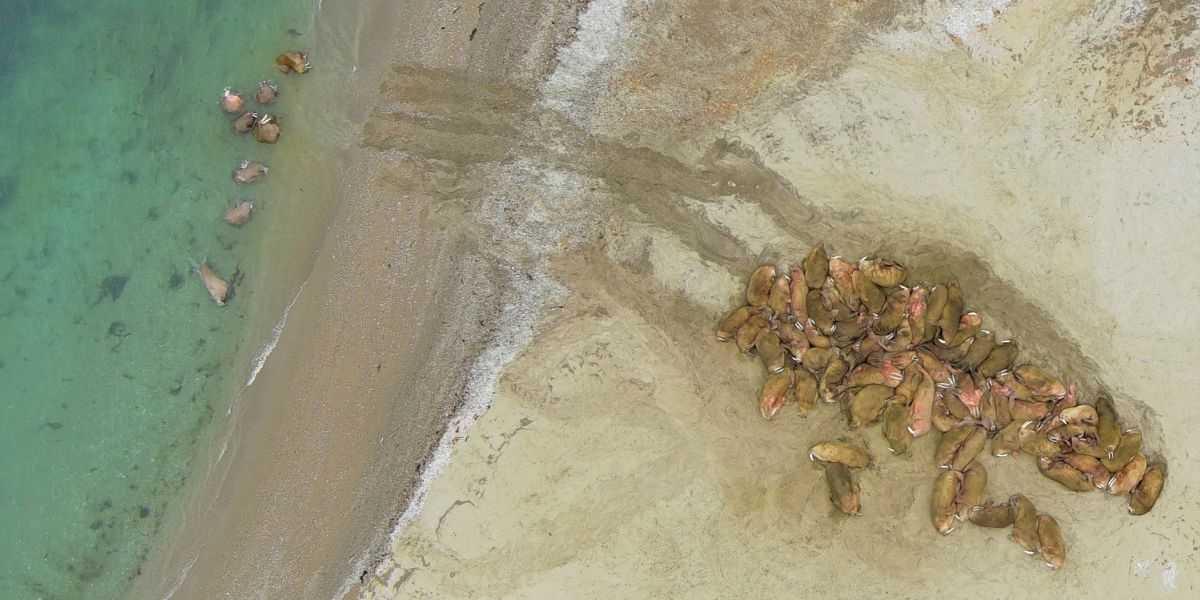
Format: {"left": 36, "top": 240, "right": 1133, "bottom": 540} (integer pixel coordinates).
{"left": 127, "top": 0, "right": 455, "bottom": 597}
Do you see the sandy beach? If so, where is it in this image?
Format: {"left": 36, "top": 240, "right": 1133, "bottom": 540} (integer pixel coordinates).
{"left": 136, "top": 0, "right": 1200, "bottom": 598}
{"left": 131, "top": 1, "right": 591, "bottom": 598}
{"left": 359, "top": 0, "right": 1200, "bottom": 598}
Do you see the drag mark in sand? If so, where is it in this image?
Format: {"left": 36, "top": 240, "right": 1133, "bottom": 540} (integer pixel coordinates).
{"left": 244, "top": 279, "right": 308, "bottom": 389}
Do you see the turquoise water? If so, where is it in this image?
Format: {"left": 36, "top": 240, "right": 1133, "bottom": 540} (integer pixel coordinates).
{"left": 0, "top": 0, "right": 316, "bottom": 597}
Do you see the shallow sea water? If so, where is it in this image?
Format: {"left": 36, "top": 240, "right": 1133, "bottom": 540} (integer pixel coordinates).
{"left": 0, "top": 0, "right": 317, "bottom": 597}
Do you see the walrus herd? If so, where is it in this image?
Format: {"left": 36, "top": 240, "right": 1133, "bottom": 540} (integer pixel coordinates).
{"left": 194, "top": 51, "right": 310, "bottom": 306}
{"left": 717, "top": 244, "right": 1165, "bottom": 569}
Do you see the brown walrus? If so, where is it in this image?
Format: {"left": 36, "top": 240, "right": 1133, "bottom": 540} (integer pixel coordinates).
{"left": 220, "top": 87, "right": 245, "bottom": 113}
{"left": 231, "top": 111, "right": 259, "bottom": 134}
{"left": 224, "top": 201, "right": 253, "bottom": 226}
{"left": 252, "top": 114, "right": 280, "bottom": 144}
{"left": 255, "top": 80, "right": 279, "bottom": 105}
{"left": 194, "top": 259, "right": 229, "bottom": 306}
{"left": 233, "top": 160, "right": 268, "bottom": 184}
{"left": 275, "top": 51, "right": 310, "bottom": 74}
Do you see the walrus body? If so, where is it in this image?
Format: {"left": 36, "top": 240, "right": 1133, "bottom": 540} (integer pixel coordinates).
{"left": 275, "top": 51, "right": 310, "bottom": 74}
{"left": 233, "top": 160, "right": 268, "bottom": 184}
{"left": 224, "top": 201, "right": 253, "bottom": 226}
{"left": 195, "top": 260, "right": 229, "bottom": 306}
{"left": 220, "top": 87, "right": 245, "bottom": 113}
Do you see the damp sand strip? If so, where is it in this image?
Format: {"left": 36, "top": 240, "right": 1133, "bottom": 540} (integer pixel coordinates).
{"left": 244, "top": 279, "right": 307, "bottom": 390}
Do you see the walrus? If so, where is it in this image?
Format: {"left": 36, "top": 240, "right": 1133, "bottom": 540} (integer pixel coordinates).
{"left": 252, "top": 114, "right": 280, "bottom": 144}
{"left": 231, "top": 111, "right": 259, "bottom": 134}
{"left": 220, "top": 87, "right": 245, "bottom": 113}
{"left": 224, "top": 201, "right": 253, "bottom": 226}
{"left": 256, "top": 80, "right": 279, "bottom": 105}
{"left": 233, "top": 160, "right": 268, "bottom": 184}
{"left": 193, "top": 259, "right": 229, "bottom": 306}
{"left": 275, "top": 51, "right": 310, "bottom": 74}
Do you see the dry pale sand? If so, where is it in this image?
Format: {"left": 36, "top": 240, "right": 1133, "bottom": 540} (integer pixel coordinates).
{"left": 360, "top": 0, "right": 1200, "bottom": 598}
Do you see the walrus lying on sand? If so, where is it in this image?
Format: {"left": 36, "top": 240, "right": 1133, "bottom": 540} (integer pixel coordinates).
{"left": 224, "top": 201, "right": 253, "bottom": 226}
{"left": 233, "top": 160, "right": 268, "bottom": 184}
{"left": 231, "top": 111, "right": 259, "bottom": 134}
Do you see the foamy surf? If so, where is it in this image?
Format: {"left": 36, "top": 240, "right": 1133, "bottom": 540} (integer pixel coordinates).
{"left": 159, "top": 553, "right": 198, "bottom": 600}
{"left": 356, "top": 10, "right": 622, "bottom": 581}
{"left": 244, "top": 279, "right": 308, "bottom": 390}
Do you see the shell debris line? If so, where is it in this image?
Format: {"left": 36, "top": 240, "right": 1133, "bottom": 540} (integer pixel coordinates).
{"left": 716, "top": 243, "right": 1166, "bottom": 569}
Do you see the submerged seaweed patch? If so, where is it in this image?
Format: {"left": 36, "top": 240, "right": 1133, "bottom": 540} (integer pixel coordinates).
{"left": 99, "top": 275, "right": 130, "bottom": 302}
{"left": 0, "top": 175, "right": 16, "bottom": 210}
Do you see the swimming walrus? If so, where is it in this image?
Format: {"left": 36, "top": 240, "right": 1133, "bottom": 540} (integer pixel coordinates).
{"left": 252, "top": 114, "right": 280, "bottom": 144}
{"left": 224, "top": 201, "right": 253, "bottom": 226}
{"left": 275, "top": 51, "right": 310, "bottom": 74}
{"left": 255, "top": 80, "right": 279, "bottom": 105}
{"left": 220, "top": 87, "right": 245, "bottom": 113}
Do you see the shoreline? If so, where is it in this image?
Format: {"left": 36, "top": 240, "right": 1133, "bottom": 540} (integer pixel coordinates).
{"left": 132, "top": 1, "right": 587, "bottom": 598}
{"left": 0, "top": 0, "right": 352, "bottom": 595}
{"left": 128, "top": 0, "right": 413, "bottom": 597}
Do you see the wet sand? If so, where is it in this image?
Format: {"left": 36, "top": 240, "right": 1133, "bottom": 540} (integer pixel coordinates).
{"left": 130, "top": 1, "right": 593, "bottom": 599}
{"left": 361, "top": 0, "right": 1200, "bottom": 598}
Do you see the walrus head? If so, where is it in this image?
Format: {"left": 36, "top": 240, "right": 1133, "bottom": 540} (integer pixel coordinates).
{"left": 233, "top": 160, "right": 268, "bottom": 184}
{"left": 252, "top": 114, "right": 280, "bottom": 144}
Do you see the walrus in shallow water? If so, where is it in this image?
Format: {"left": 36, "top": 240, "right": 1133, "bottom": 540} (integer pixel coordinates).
{"left": 275, "top": 51, "right": 310, "bottom": 74}
{"left": 194, "top": 259, "right": 229, "bottom": 306}
{"left": 252, "top": 114, "right": 280, "bottom": 144}
{"left": 231, "top": 111, "right": 259, "bottom": 134}
{"left": 220, "top": 87, "right": 245, "bottom": 113}
{"left": 224, "top": 201, "right": 253, "bottom": 226}
{"left": 256, "top": 80, "right": 279, "bottom": 105}
{"left": 233, "top": 160, "right": 268, "bottom": 184}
